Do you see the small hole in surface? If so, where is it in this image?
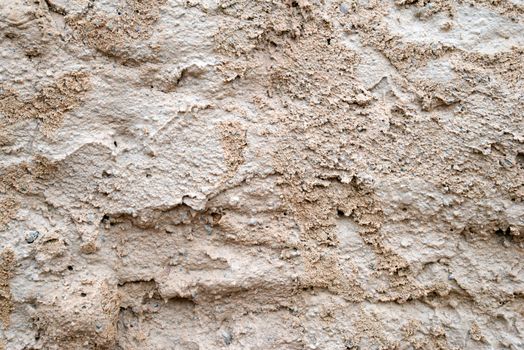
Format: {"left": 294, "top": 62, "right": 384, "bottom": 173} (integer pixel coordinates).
{"left": 327, "top": 38, "right": 331, "bottom": 45}
{"left": 495, "top": 228, "right": 507, "bottom": 237}
{"left": 291, "top": 1, "right": 298, "bottom": 7}
{"left": 67, "top": 266, "right": 73, "bottom": 271}
{"left": 516, "top": 152, "right": 524, "bottom": 169}
{"left": 337, "top": 209, "right": 345, "bottom": 217}
{"left": 114, "top": 141, "right": 118, "bottom": 147}
{"left": 80, "top": 292, "right": 87, "bottom": 297}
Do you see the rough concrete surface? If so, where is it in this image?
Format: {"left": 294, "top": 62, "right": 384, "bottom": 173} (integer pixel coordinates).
{"left": 0, "top": 0, "right": 523, "bottom": 349}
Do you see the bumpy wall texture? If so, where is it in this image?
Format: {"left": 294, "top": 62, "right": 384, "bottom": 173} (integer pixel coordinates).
{"left": 0, "top": 0, "right": 523, "bottom": 349}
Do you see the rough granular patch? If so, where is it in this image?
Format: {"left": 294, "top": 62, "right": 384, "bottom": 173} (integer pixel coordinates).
{"left": 67, "top": 0, "right": 166, "bottom": 62}
{"left": 0, "top": 156, "right": 58, "bottom": 195}
{"left": 395, "top": 0, "right": 455, "bottom": 19}
{"left": 0, "top": 249, "right": 15, "bottom": 328}
{"left": 0, "top": 0, "right": 61, "bottom": 57}
{"left": 466, "top": 0, "right": 524, "bottom": 19}
{"left": 395, "top": 0, "right": 524, "bottom": 19}
{"left": 0, "top": 72, "right": 91, "bottom": 135}
{"left": 218, "top": 121, "right": 247, "bottom": 174}
{"left": 0, "top": 198, "right": 19, "bottom": 229}
{"left": 1, "top": 0, "right": 524, "bottom": 348}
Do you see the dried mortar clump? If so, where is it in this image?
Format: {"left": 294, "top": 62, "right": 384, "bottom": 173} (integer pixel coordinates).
{"left": 0, "top": 0, "right": 523, "bottom": 349}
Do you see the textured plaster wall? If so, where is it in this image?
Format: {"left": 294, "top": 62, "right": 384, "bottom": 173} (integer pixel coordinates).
{"left": 0, "top": 0, "right": 523, "bottom": 349}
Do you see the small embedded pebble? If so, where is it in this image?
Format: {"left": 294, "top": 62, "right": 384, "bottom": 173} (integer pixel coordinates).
{"left": 229, "top": 196, "right": 240, "bottom": 205}
{"left": 25, "top": 231, "right": 39, "bottom": 244}
{"left": 222, "top": 331, "right": 233, "bottom": 345}
{"left": 400, "top": 238, "right": 411, "bottom": 248}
